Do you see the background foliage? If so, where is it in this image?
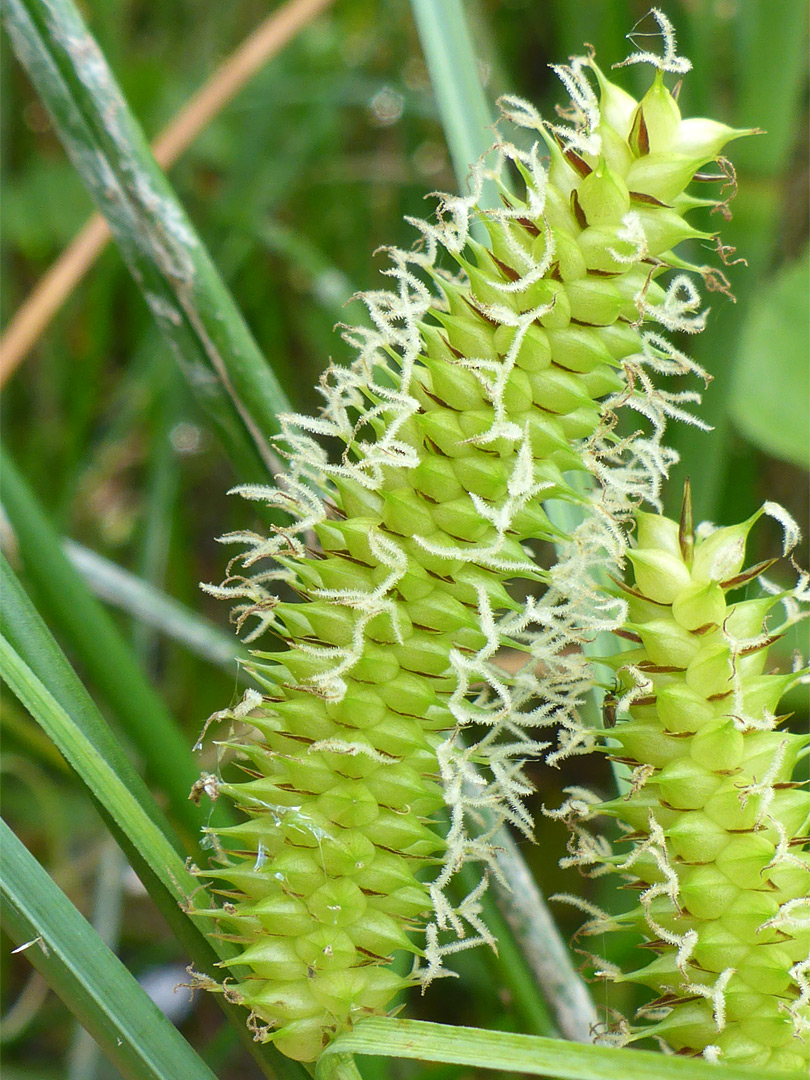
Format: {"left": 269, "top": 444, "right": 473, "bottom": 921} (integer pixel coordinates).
{"left": 2, "top": 1, "right": 808, "bottom": 1077}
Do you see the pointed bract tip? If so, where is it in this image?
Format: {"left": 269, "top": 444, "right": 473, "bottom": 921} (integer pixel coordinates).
{"left": 679, "top": 478, "right": 694, "bottom": 567}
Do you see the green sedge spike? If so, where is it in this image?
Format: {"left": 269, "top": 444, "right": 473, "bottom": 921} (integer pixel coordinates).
{"left": 190, "top": 15, "right": 750, "bottom": 1063}
{"left": 562, "top": 489, "right": 810, "bottom": 1070}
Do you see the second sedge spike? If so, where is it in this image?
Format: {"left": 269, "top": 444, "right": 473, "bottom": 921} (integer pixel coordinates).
{"left": 566, "top": 505, "right": 809, "bottom": 1070}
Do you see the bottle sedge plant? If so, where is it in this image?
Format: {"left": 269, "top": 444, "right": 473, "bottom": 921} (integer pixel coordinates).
{"left": 190, "top": 10, "right": 809, "bottom": 1071}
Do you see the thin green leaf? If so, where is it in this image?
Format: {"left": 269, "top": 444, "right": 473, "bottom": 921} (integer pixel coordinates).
{"left": 63, "top": 540, "right": 251, "bottom": 673}
{"left": 1, "top": 822, "right": 219, "bottom": 1080}
{"left": 1, "top": 448, "right": 208, "bottom": 839}
{"left": 0, "top": 561, "right": 212, "bottom": 953}
{"left": 410, "top": 0, "right": 498, "bottom": 217}
{"left": 0, "top": 823, "right": 211, "bottom": 1080}
{"left": 0, "top": 632, "right": 199, "bottom": 908}
{"left": 323, "top": 1017, "right": 801, "bottom": 1080}
{"left": 66, "top": 842, "right": 127, "bottom": 1080}
{"left": 729, "top": 248, "right": 810, "bottom": 467}
{"left": 2, "top": 0, "right": 291, "bottom": 481}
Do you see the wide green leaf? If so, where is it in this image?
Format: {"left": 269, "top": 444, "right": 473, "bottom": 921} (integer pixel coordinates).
{"left": 0, "top": 821, "right": 219, "bottom": 1080}
{"left": 729, "top": 248, "right": 810, "bottom": 467}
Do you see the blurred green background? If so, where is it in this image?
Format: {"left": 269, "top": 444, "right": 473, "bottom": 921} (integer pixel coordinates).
{"left": 2, "top": 1, "right": 808, "bottom": 1077}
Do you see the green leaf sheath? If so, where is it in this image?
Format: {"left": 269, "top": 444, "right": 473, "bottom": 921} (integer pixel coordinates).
{"left": 572, "top": 503, "right": 810, "bottom": 1070}
{"left": 2, "top": 0, "right": 290, "bottom": 481}
{"left": 192, "top": 45, "right": 750, "bottom": 1063}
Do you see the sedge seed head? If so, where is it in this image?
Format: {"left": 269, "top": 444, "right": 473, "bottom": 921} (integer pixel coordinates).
{"left": 194, "top": 13, "right": 756, "bottom": 1062}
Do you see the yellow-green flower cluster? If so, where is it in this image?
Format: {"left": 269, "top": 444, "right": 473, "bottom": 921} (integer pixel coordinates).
{"left": 568, "top": 498, "right": 809, "bottom": 1069}
{"left": 192, "top": 24, "right": 749, "bottom": 1063}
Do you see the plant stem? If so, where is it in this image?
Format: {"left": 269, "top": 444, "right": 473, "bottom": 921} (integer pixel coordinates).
{"left": 410, "top": 0, "right": 498, "bottom": 223}
{"left": 488, "top": 824, "right": 597, "bottom": 1042}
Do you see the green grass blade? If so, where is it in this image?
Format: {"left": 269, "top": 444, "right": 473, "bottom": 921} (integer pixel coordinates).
{"left": 2, "top": 0, "right": 291, "bottom": 479}
{"left": 66, "top": 841, "right": 127, "bottom": 1080}
{"left": 63, "top": 540, "right": 250, "bottom": 672}
{"left": 0, "top": 632, "right": 199, "bottom": 906}
{"left": 0, "top": 821, "right": 220, "bottom": 1080}
{"left": 323, "top": 1017, "right": 800, "bottom": 1080}
{"left": 0, "top": 560, "right": 214, "bottom": 950}
{"left": 0, "top": 632, "right": 309, "bottom": 1080}
{"left": 1, "top": 447, "right": 207, "bottom": 839}
{"left": 410, "top": 0, "right": 497, "bottom": 213}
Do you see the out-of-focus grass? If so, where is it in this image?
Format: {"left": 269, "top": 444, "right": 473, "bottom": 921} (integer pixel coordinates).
{"left": 1, "top": 2, "right": 807, "bottom": 1077}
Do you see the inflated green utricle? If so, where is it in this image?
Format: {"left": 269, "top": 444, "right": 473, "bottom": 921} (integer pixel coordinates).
{"left": 592, "top": 497, "right": 809, "bottom": 1070}
{"left": 192, "top": 36, "right": 749, "bottom": 1063}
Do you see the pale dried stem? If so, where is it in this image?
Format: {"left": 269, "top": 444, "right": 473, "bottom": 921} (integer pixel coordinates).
{"left": 0, "top": 0, "right": 335, "bottom": 386}
{"left": 489, "top": 825, "right": 599, "bottom": 1042}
